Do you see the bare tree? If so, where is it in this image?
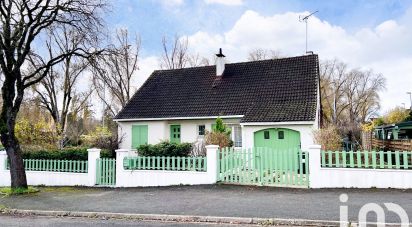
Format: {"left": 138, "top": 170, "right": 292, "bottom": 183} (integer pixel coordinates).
{"left": 319, "top": 59, "right": 385, "bottom": 148}
{"left": 90, "top": 28, "right": 140, "bottom": 116}
{"left": 160, "top": 35, "right": 189, "bottom": 69}
{"left": 247, "top": 48, "right": 282, "bottom": 61}
{"left": 188, "top": 53, "right": 210, "bottom": 67}
{"left": 32, "top": 26, "right": 92, "bottom": 148}
{"left": 0, "top": 0, "right": 105, "bottom": 189}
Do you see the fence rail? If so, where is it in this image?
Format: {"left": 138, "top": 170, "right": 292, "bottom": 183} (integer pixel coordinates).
{"left": 6, "top": 159, "right": 88, "bottom": 173}
{"left": 321, "top": 150, "right": 412, "bottom": 169}
{"left": 123, "top": 156, "right": 207, "bottom": 172}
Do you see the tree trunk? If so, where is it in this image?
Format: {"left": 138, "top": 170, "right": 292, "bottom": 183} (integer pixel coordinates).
{"left": 0, "top": 113, "right": 27, "bottom": 189}
{"left": 4, "top": 138, "right": 27, "bottom": 189}
{"left": 0, "top": 75, "right": 28, "bottom": 189}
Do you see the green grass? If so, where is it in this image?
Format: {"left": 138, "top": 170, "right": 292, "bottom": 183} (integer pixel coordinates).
{"left": 0, "top": 186, "right": 39, "bottom": 196}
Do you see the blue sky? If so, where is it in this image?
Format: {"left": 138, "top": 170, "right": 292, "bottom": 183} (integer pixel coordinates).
{"left": 108, "top": 0, "right": 411, "bottom": 56}
{"left": 104, "top": 0, "right": 412, "bottom": 112}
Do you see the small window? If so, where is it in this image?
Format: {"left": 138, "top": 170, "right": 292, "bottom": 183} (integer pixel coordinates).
{"left": 198, "top": 125, "right": 205, "bottom": 136}
{"left": 264, "top": 131, "right": 270, "bottom": 139}
{"left": 278, "top": 131, "right": 284, "bottom": 139}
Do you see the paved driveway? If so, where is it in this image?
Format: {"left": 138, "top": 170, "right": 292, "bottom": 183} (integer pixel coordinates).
{"left": 0, "top": 185, "right": 411, "bottom": 224}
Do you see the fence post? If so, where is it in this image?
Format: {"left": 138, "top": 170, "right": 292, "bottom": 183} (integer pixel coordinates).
{"left": 87, "top": 148, "right": 101, "bottom": 186}
{"left": 205, "top": 145, "right": 219, "bottom": 184}
{"left": 308, "top": 144, "right": 321, "bottom": 188}
{"left": 115, "top": 149, "right": 129, "bottom": 187}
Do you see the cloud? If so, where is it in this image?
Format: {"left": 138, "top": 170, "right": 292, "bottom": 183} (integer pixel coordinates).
{"left": 204, "top": 0, "right": 243, "bottom": 6}
{"left": 158, "top": 0, "right": 184, "bottom": 7}
{"left": 186, "top": 9, "right": 412, "bottom": 112}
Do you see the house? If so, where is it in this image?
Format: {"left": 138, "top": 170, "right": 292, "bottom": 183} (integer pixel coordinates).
{"left": 114, "top": 50, "right": 321, "bottom": 152}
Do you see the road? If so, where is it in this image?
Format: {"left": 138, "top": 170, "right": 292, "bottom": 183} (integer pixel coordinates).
{"left": 0, "top": 185, "right": 411, "bottom": 224}
{"left": 0, "top": 215, "right": 258, "bottom": 227}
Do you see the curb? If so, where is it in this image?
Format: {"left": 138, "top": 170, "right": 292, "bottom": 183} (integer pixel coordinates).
{"left": 1, "top": 208, "right": 343, "bottom": 226}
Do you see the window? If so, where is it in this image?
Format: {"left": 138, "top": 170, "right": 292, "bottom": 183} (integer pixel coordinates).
{"left": 231, "top": 125, "right": 242, "bottom": 147}
{"left": 264, "top": 131, "right": 270, "bottom": 139}
{"left": 198, "top": 125, "right": 205, "bottom": 136}
{"left": 278, "top": 131, "right": 284, "bottom": 139}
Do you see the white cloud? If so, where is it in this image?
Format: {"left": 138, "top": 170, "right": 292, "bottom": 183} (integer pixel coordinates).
{"left": 158, "top": 0, "right": 184, "bottom": 7}
{"left": 204, "top": 0, "right": 243, "bottom": 6}
{"left": 134, "top": 56, "right": 160, "bottom": 90}
{"left": 186, "top": 9, "right": 412, "bottom": 112}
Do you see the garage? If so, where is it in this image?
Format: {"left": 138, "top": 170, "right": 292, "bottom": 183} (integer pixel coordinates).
{"left": 254, "top": 128, "right": 301, "bottom": 150}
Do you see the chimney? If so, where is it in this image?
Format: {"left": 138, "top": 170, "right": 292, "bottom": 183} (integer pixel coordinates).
{"left": 215, "top": 48, "right": 225, "bottom": 76}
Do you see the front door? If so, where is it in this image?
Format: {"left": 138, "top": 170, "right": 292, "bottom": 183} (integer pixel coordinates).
{"left": 170, "top": 125, "right": 181, "bottom": 144}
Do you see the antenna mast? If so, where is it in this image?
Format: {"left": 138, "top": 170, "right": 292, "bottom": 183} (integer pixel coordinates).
{"left": 299, "top": 10, "right": 318, "bottom": 54}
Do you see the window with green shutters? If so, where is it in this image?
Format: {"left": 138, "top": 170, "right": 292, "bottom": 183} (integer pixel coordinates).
{"left": 170, "top": 125, "right": 181, "bottom": 144}
{"left": 132, "top": 125, "right": 148, "bottom": 149}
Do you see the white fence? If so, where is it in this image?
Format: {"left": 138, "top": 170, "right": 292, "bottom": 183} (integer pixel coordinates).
{"left": 2, "top": 145, "right": 412, "bottom": 189}
{"left": 115, "top": 145, "right": 219, "bottom": 187}
{"left": 308, "top": 145, "right": 412, "bottom": 189}
{"left": 0, "top": 149, "right": 101, "bottom": 187}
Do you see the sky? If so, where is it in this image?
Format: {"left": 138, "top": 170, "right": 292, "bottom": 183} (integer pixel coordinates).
{"left": 105, "top": 0, "right": 412, "bottom": 113}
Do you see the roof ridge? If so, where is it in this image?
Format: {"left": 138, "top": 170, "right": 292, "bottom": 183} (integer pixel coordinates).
{"left": 153, "top": 54, "right": 318, "bottom": 73}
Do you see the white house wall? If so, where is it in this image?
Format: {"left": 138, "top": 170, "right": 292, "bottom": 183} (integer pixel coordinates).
{"left": 241, "top": 124, "right": 315, "bottom": 151}
{"left": 117, "top": 118, "right": 241, "bottom": 149}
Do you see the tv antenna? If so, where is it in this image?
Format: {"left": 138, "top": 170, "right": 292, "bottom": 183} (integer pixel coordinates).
{"left": 299, "top": 10, "right": 318, "bottom": 54}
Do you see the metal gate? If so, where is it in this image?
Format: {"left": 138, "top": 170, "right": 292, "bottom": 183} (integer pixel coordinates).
{"left": 219, "top": 147, "right": 309, "bottom": 187}
{"left": 96, "top": 158, "right": 116, "bottom": 186}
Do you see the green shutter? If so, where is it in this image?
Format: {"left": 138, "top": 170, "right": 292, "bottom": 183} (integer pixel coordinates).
{"left": 170, "top": 125, "right": 181, "bottom": 144}
{"left": 211, "top": 124, "right": 216, "bottom": 132}
{"left": 132, "top": 125, "right": 148, "bottom": 149}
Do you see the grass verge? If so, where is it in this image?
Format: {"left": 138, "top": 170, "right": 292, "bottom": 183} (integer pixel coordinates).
{"left": 0, "top": 187, "right": 39, "bottom": 196}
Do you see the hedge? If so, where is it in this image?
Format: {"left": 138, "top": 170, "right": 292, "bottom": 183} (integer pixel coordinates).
{"left": 21, "top": 147, "right": 112, "bottom": 160}
{"left": 137, "top": 141, "right": 192, "bottom": 157}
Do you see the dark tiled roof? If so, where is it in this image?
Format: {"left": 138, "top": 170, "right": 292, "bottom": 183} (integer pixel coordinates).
{"left": 115, "top": 54, "right": 319, "bottom": 122}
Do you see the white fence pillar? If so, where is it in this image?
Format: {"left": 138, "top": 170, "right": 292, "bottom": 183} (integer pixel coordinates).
{"left": 308, "top": 144, "right": 321, "bottom": 188}
{"left": 87, "top": 148, "right": 101, "bottom": 186}
{"left": 205, "top": 145, "right": 219, "bottom": 184}
{"left": 115, "top": 149, "right": 129, "bottom": 187}
{"left": 0, "top": 150, "right": 7, "bottom": 170}
{"left": 0, "top": 150, "right": 10, "bottom": 186}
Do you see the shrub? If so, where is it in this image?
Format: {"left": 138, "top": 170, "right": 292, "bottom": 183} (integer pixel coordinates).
{"left": 205, "top": 131, "right": 233, "bottom": 148}
{"left": 137, "top": 141, "right": 192, "bottom": 157}
{"left": 314, "top": 125, "right": 342, "bottom": 151}
{"left": 21, "top": 147, "right": 112, "bottom": 160}
{"left": 205, "top": 117, "right": 233, "bottom": 148}
{"left": 81, "top": 126, "right": 121, "bottom": 156}
{"left": 15, "top": 118, "right": 58, "bottom": 149}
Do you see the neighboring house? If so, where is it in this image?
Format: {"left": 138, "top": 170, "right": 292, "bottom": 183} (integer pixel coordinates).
{"left": 114, "top": 50, "right": 321, "bottom": 151}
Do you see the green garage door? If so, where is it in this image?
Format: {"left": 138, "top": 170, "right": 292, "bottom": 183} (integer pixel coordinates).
{"left": 254, "top": 128, "right": 300, "bottom": 150}
{"left": 132, "top": 125, "right": 148, "bottom": 149}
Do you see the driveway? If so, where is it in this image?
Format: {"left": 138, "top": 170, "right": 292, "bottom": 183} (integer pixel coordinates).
{"left": 0, "top": 185, "right": 411, "bottom": 224}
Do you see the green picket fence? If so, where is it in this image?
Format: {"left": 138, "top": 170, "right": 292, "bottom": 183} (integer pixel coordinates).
{"left": 96, "top": 158, "right": 116, "bottom": 186}
{"left": 321, "top": 150, "right": 412, "bottom": 169}
{"left": 123, "top": 156, "right": 207, "bottom": 172}
{"left": 219, "top": 147, "right": 309, "bottom": 187}
{"left": 6, "top": 159, "right": 88, "bottom": 173}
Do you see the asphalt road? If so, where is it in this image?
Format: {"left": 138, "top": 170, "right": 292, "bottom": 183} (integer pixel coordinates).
{"left": 0, "top": 185, "right": 411, "bottom": 224}
{"left": 0, "top": 215, "right": 258, "bottom": 227}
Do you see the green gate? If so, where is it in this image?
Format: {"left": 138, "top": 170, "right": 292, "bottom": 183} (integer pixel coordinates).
{"left": 219, "top": 147, "right": 309, "bottom": 187}
{"left": 96, "top": 158, "right": 116, "bottom": 186}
